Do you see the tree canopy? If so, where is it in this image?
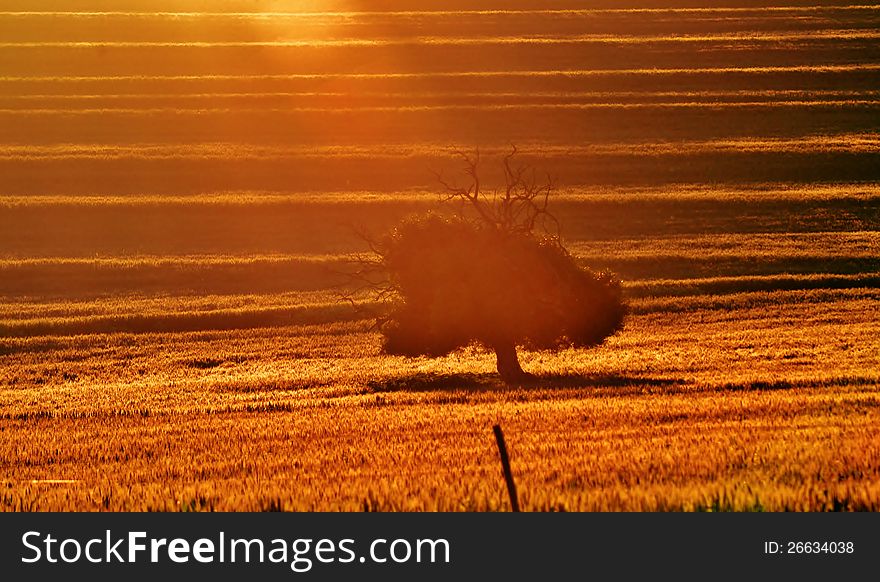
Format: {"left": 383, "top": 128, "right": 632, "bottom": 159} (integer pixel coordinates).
{"left": 358, "top": 148, "right": 626, "bottom": 384}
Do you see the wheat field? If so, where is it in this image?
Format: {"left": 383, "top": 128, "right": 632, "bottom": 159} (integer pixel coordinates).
{"left": 1, "top": 0, "right": 879, "bottom": 511}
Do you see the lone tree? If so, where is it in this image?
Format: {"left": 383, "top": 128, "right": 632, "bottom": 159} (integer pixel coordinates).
{"left": 354, "top": 147, "right": 626, "bottom": 385}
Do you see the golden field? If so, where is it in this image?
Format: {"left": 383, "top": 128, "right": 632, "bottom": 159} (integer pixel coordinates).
{"left": 1, "top": 1, "right": 879, "bottom": 511}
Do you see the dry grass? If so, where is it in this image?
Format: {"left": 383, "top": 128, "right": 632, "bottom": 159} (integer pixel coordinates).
{"left": 2, "top": 289, "right": 878, "bottom": 511}
{"left": 1, "top": 1, "right": 879, "bottom": 512}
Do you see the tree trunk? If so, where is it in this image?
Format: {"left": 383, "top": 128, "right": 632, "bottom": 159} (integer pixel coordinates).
{"left": 494, "top": 342, "right": 533, "bottom": 385}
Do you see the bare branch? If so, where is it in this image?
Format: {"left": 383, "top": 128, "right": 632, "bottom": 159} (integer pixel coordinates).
{"left": 435, "top": 146, "right": 558, "bottom": 238}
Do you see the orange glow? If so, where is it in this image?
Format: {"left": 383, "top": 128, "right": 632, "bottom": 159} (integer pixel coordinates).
{"left": 1, "top": 1, "right": 879, "bottom": 511}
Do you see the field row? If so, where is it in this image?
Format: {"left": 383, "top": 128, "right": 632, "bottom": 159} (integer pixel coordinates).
{"left": 4, "top": 135, "right": 878, "bottom": 157}
{"left": 4, "top": 12, "right": 880, "bottom": 43}
{"left": 2, "top": 189, "right": 877, "bottom": 253}
{"left": 2, "top": 0, "right": 870, "bottom": 14}
{"left": 9, "top": 32, "right": 880, "bottom": 47}
{"left": 3, "top": 153, "right": 879, "bottom": 194}
{"left": 1, "top": 283, "right": 878, "bottom": 338}
{"left": 4, "top": 66, "right": 880, "bottom": 97}
{"left": 5, "top": 271, "right": 879, "bottom": 319}
{"left": 5, "top": 90, "right": 880, "bottom": 110}
{"left": 3, "top": 106, "right": 876, "bottom": 147}
{"left": 4, "top": 229, "right": 876, "bottom": 259}
{"left": 4, "top": 183, "right": 880, "bottom": 205}
{"left": 4, "top": 41, "right": 879, "bottom": 77}
{"left": 4, "top": 259, "right": 877, "bottom": 300}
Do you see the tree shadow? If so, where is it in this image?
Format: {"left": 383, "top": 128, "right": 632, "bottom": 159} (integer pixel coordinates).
{"left": 367, "top": 372, "right": 873, "bottom": 395}
{"left": 368, "top": 372, "right": 682, "bottom": 393}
